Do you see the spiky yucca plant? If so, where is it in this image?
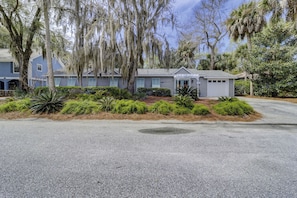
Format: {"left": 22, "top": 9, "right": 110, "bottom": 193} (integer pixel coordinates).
{"left": 30, "top": 92, "right": 64, "bottom": 114}
{"left": 98, "top": 96, "right": 115, "bottom": 112}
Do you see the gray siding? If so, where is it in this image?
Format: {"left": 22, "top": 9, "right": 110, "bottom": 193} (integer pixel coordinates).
{"left": 229, "top": 79, "right": 235, "bottom": 97}
{"left": 199, "top": 78, "right": 208, "bottom": 97}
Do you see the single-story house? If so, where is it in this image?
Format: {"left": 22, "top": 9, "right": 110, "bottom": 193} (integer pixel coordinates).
{"left": 53, "top": 67, "right": 237, "bottom": 97}
{"left": 0, "top": 48, "right": 64, "bottom": 92}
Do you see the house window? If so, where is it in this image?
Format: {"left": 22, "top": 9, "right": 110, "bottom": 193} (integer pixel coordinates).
{"left": 88, "top": 78, "right": 96, "bottom": 86}
{"left": 110, "top": 78, "right": 118, "bottom": 87}
{"left": 152, "top": 78, "right": 160, "bottom": 88}
{"left": 67, "top": 78, "right": 76, "bottom": 86}
{"left": 177, "top": 80, "right": 189, "bottom": 89}
{"left": 13, "top": 63, "right": 19, "bottom": 73}
{"left": 37, "top": 64, "right": 42, "bottom": 72}
{"left": 54, "top": 78, "right": 61, "bottom": 87}
{"left": 136, "top": 78, "right": 145, "bottom": 89}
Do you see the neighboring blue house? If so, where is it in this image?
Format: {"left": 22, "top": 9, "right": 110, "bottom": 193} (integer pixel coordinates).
{"left": 0, "top": 49, "right": 64, "bottom": 92}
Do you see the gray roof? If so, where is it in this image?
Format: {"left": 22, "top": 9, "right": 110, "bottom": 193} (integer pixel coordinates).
{"left": 137, "top": 68, "right": 237, "bottom": 79}
{"left": 53, "top": 67, "right": 237, "bottom": 79}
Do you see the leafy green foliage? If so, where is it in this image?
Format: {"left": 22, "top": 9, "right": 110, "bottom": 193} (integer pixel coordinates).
{"left": 213, "top": 100, "right": 254, "bottom": 116}
{"left": 137, "top": 88, "right": 171, "bottom": 97}
{"left": 249, "top": 21, "right": 297, "bottom": 97}
{"left": 235, "top": 80, "right": 250, "bottom": 96}
{"left": 61, "top": 100, "right": 100, "bottom": 115}
{"left": 176, "top": 86, "right": 198, "bottom": 100}
{"left": 76, "top": 90, "right": 106, "bottom": 101}
{"left": 98, "top": 97, "right": 115, "bottom": 112}
{"left": 218, "top": 97, "right": 239, "bottom": 102}
{"left": 112, "top": 100, "right": 148, "bottom": 114}
{"left": 174, "top": 95, "right": 194, "bottom": 109}
{"left": 191, "top": 104, "right": 210, "bottom": 115}
{"left": 149, "top": 100, "right": 174, "bottom": 115}
{"left": 172, "top": 105, "right": 191, "bottom": 115}
{"left": 30, "top": 92, "right": 64, "bottom": 114}
{"left": 0, "top": 98, "right": 31, "bottom": 113}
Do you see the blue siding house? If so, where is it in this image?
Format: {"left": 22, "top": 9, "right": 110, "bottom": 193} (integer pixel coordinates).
{"left": 0, "top": 49, "right": 64, "bottom": 92}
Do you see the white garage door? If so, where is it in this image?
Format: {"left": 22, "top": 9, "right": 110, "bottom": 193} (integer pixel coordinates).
{"left": 207, "top": 79, "right": 229, "bottom": 97}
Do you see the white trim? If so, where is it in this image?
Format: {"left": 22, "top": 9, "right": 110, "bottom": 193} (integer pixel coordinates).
{"left": 0, "top": 77, "right": 19, "bottom": 80}
{"left": 174, "top": 66, "right": 192, "bottom": 75}
{"left": 13, "top": 62, "right": 20, "bottom": 74}
{"left": 37, "top": 64, "right": 43, "bottom": 72}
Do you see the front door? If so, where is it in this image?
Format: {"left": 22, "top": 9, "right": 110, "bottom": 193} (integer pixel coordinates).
{"left": 177, "top": 80, "right": 189, "bottom": 89}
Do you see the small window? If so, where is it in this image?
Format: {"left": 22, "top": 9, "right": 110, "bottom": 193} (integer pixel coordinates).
{"left": 37, "top": 64, "right": 42, "bottom": 72}
{"left": 222, "top": 80, "right": 226, "bottom": 83}
{"left": 152, "top": 78, "right": 160, "bottom": 88}
{"left": 208, "top": 80, "right": 212, "bottom": 83}
{"left": 88, "top": 78, "right": 96, "bottom": 86}
{"left": 67, "top": 78, "right": 76, "bottom": 86}
{"left": 218, "top": 80, "right": 221, "bottom": 83}
{"left": 213, "top": 80, "right": 217, "bottom": 83}
{"left": 110, "top": 78, "right": 118, "bottom": 87}
{"left": 13, "top": 63, "right": 20, "bottom": 73}
{"left": 54, "top": 78, "right": 61, "bottom": 87}
{"left": 136, "top": 78, "right": 145, "bottom": 89}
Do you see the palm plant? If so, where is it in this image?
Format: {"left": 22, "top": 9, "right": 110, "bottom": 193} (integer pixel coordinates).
{"left": 30, "top": 92, "right": 64, "bottom": 114}
{"left": 226, "top": 1, "right": 266, "bottom": 51}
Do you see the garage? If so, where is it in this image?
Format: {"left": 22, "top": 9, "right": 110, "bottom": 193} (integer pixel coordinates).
{"left": 207, "top": 79, "right": 229, "bottom": 97}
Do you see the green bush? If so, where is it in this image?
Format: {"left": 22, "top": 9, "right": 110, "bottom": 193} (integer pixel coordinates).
{"left": 61, "top": 100, "right": 100, "bottom": 115}
{"left": 235, "top": 80, "right": 250, "bottom": 96}
{"left": 191, "top": 104, "right": 210, "bottom": 115}
{"left": 149, "top": 100, "right": 174, "bottom": 115}
{"left": 174, "top": 95, "right": 194, "bottom": 109}
{"left": 76, "top": 90, "right": 106, "bottom": 101}
{"left": 137, "top": 88, "right": 171, "bottom": 97}
{"left": 112, "top": 100, "right": 148, "bottom": 114}
{"left": 173, "top": 105, "right": 191, "bottom": 115}
{"left": 0, "top": 98, "right": 31, "bottom": 113}
{"left": 30, "top": 92, "right": 64, "bottom": 114}
{"left": 98, "top": 97, "right": 115, "bottom": 112}
{"left": 213, "top": 100, "right": 254, "bottom": 116}
{"left": 176, "top": 86, "right": 198, "bottom": 100}
{"left": 218, "top": 96, "right": 239, "bottom": 102}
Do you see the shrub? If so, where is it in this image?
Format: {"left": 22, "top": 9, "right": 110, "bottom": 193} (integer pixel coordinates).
{"left": 61, "top": 100, "right": 100, "bottom": 115}
{"left": 98, "top": 97, "right": 115, "bottom": 112}
{"left": 30, "top": 92, "right": 64, "bottom": 114}
{"left": 191, "top": 104, "right": 210, "bottom": 115}
{"left": 174, "top": 95, "right": 194, "bottom": 109}
{"left": 149, "top": 100, "right": 174, "bottom": 115}
{"left": 176, "top": 86, "right": 198, "bottom": 100}
{"left": 76, "top": 90, "right": 106, "bottom": 101}
{"left": 0, "top": 98, "right": 31, "bottom": 113}
{"left": 235, "top": 80, "right": 250, "bottom": 96}
{"left": 112, "top": 100, "right": 148, "bottom": 114}
{"left": 213, "top": 100, "right": 254, "bottom": 116}
{"left": 218, "top": 96, "right": 239, "bottom": 102}
{"left": 137, "top": 88, "right": 171, "bottom": 97}
{"left": 173, "top": 105, "right": 191, "bottom": 115}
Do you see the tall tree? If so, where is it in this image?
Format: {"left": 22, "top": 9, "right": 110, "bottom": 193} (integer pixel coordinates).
{"left": 226, "top": 1, "right": 266, "bottom": 51}
{"left": 84, "top": 0, "right": 174, "bottom": 93}
{"left": 192, "top": 0, "right": 228, "bottom": 70}
{"left": 0, "top": 0, "right": 42, "bottom": 92}
{"left": 248, "top": 21, "right": 297, "bottom": 97}
{"left": 43, "top": 0, "right": 55, "bottom": 92}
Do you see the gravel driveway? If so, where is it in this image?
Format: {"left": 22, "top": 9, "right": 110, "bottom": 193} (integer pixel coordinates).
{"left": 0, "top": 98, "right": 297, "bottom": 197}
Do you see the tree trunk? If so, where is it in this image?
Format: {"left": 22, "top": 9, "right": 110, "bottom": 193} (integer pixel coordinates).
{"left": 210, "top": 47, "right": 216, "bottom": 70}
{"left": 247, "top": 34, "right": 253, "bottom": 96}
{"left": 43, "top": 0, "right": 55, "bottom": 92}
